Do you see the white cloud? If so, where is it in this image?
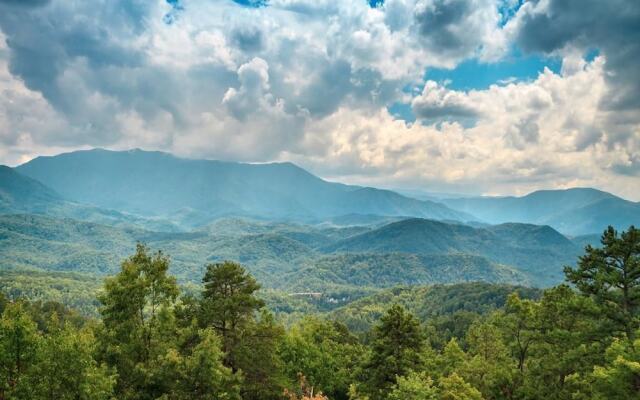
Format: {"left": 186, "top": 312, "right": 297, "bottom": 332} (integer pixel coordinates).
{"left": 0, "top": 0, "right": 638, "bottom": 200}
{"left": 287, "top": 57, "right": 640, "bottom": 200}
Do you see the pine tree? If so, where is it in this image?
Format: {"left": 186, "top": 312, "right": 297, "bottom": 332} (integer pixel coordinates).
{"left": 199, "top": 261, "right": 285, "bottom": 400}
{"left": 565, "top": 225, "right": 640, "bottom": 338}
{"left": 363, "top": 304, "right": 425, "bottom": 400}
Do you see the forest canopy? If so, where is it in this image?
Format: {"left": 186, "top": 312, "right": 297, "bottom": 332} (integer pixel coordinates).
{"left": 0, "top": 225, "right": 638, "bottom": 400}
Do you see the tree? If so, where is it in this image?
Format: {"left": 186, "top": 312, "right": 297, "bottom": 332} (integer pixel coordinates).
{"left": 463, "top": 320, "right": 515, "bottom": 399}
{"left": 362, "top": 304, "right": 425, "bottom": 399}
{"left": 387, "top": 372, "right": 438, "bottom": 400}
{"left": 565, "top": 225, "right": 640, "bottom": 338}
{"left": 98, "top": 244, "right": 179, "bottom": 399}
{"left": 512, "top": 286, "right": 602, "bottom": 400}
{"left": 591, "top": 331, "right": 640, "bottom": 399}
{"left": 501, "top": 293, "right": 538, "bottom": 373}
{"left": 0, "top": 302, "right": 40, "bottom": 399}
{"left": 157, "top": 326, "right": 241, "bottom": 400}
{"left": 30, "top": 321, "right": 115, "bottom": 400}
{"left": 200, "top": 261, "right": 264, "bottom": 359}
{"left": 439, "top": 373, "right": 483, "bottom": 400}
{"left": 199, "top": 261, "right": 285, "bottom": 400}
{"left": 280, "top": 318, "right": 364, "bottom": 400}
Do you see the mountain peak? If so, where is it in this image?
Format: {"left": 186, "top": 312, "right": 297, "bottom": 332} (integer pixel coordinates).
{"left": 14, "top": 148, "right": 470, "bottom": 226}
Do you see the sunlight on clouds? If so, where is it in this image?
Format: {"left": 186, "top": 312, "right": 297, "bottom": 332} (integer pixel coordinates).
{"left": 0, "top": 0, "right": 637, "bottom": 199}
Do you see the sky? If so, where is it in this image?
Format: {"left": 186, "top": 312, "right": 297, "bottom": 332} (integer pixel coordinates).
{"left": 0, "top": 0, "right": 638, "bottom": 200}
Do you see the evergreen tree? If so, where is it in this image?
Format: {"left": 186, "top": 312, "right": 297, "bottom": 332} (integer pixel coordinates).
{"left": 463, "top": 319, "right": 515, "bottom": 399}
{"left": 591, "top": 331, "right": 640, "bottom": 399}
{"left": 200, "top": 261, "right": 264, "bottom": 359}
{"left": 156, "top": 326, "right": 241, "bottom": 400}
{"left": 387, "top": 372, "right": 438, "bottom": 400}
{"left": 439, "top": 373, "right": 483, "bottom": 400}
{"left": 199, "top": 261, "right": 285, "bottom": 400}
{"left": 565, "top": 225, "right": 640, "bottom": 338}
{"left": 362, "top": 304, "right": 425, "bottom": 400}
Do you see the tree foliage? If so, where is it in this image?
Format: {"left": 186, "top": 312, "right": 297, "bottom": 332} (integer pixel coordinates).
{"left": 1, "top": 225, "right": 639, "bottom": 400}
{"left": 565, "top": 225, "right": 640, "bottom": 338}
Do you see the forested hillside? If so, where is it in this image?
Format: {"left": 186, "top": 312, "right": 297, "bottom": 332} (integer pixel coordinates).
{"left": 0, "top": 213, "right": 580, "bottom": 293}
{"left": 323, "top": 218, "right": 580, "bottom": 285}
{"left": 0, "top": 226, "right": 638, "bottom": 400}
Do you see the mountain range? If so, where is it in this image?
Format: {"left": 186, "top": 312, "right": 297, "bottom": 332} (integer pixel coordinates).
{"left": 440, "top": 188, "right": 639, "bottom": 235}
{"left": 14, "top": 148, "right": 472, "bottom": 226}
{"left": 0, "top": 147, "right": 636, "bottom": 302}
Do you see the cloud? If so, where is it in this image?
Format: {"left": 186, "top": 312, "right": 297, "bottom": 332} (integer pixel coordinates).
{"left": 0, "top": 0, "right": 637, "bottom": 200}
{"left": 414, "top": 0, "right": 502, "bottom": 60}
{"left": 223, "top": 57, "right": 273, "bottom": 120}
{"left": 506, "top": 0, "right": 640, "bottom": 128}
{"left": 411, "top": 80, "right": 479, "bottom": 119}
{"left": 289, "top": 56, "right": 640, "bottom": 199}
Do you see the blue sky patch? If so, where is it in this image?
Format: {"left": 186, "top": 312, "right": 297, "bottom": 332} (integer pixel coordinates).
{"left": 387, "top": 102, "right": 416, "bottom": 123}
{"left": 388, "top": 49, "right": 564, "bottom": 122}
{"left": 425, "top": 52, "right": 562, "bottom": 91}
{"left": 163, "top": 0, "right": 184, "bottom": 25}
{"left": 584, "top": 48, "right": 600, "bottom": 62}
{"left": 232, "top": 0, "right": 268, "bottom": 7}
{"left": 498, "top": 0, "right": 524, "bottom": 26}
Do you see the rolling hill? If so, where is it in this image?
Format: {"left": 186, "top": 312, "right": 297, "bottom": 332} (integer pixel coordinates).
{"left": 322, "top": 218, "right": 581, "bottom": 286}
{"left": 440, "top": 188, "right": 640, "bottom": 235}
{"left": 15, "top": 148, "right": 473, "bottom": 226}
{"left": 278, "top": 253, "right": 528, "bottom": 291}
{"left": 329, "top": 282, "right": 542, "bottom": 334}
{"left": 0, "top": 214, "right": 564, "bottom": 291}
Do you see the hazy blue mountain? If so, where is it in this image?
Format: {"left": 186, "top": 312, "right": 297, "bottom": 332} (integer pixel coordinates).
{"left": 0, "top": 165, "right": 181, "bottom": 232}
{"left": 440, "top": 188, "right": 640, "bottom": 235}
{"left": 322, "top": 218, "right": 581, "bottom": 286}
{"left": 15, "top": 148, "right": 473, "bottom": 226}
{"left": 0, "top": 165, "right": 65, "bottom": 213}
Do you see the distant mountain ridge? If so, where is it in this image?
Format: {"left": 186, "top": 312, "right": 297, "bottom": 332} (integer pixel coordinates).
{"left": 322, "top": 218, "right": 581, "bottom": 286}
{"left": 440, "top": 188, "right": 640, "bottom": 235}
{"left": 0, "top": 165, "right": 64, "bottom": 213}
{"left": 15, "top": 148, "right": 473, "bottom": 227}
{"left": 0, "top": 165, "right": 181, "bottom": 232}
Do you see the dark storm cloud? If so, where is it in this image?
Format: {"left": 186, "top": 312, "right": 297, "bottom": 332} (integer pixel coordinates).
{"left": 513, "top": 0, "right": 640, "bottom": 113}
{"left": 412, "top": 0, "right": 495, "bottom": 59}
{"left": 415, "top": 0, "right": 471, "bottom": 49}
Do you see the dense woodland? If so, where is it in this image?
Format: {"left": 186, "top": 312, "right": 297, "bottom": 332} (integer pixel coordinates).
{"left": 0, "top": 225, "right": 637, "bottom": 399}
